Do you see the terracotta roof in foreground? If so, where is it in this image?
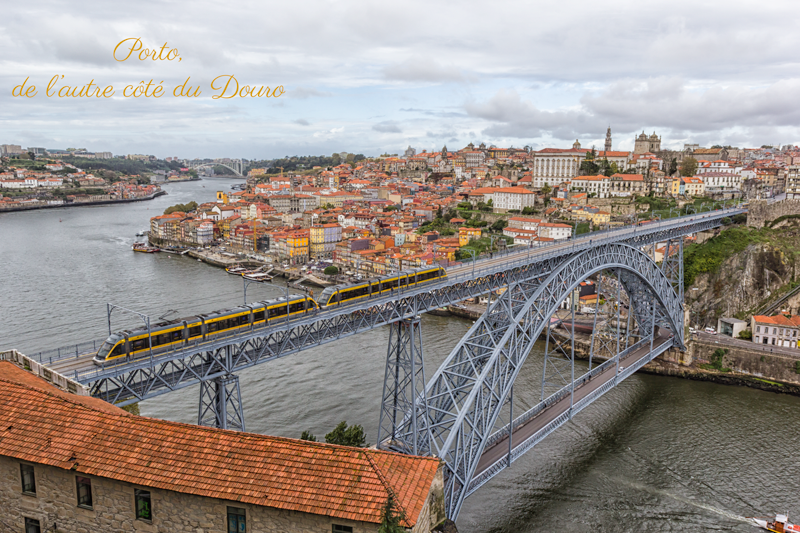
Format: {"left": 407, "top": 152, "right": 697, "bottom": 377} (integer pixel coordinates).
{"left": 0, "top": 362, "right": 439, "bottom": 527}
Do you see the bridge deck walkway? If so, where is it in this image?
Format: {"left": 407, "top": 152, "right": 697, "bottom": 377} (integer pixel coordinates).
{"left": 475, "top": 333, "right": 671, "bottom": 478}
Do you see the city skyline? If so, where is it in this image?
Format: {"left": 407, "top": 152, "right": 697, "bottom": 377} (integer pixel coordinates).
{"left": 2, "top": 1, "right": 799, "bottom": 159}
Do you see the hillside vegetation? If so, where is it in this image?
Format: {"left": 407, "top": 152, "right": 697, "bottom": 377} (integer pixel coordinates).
{"left": 686, "top": 221, "right": 800, "bottom": 326}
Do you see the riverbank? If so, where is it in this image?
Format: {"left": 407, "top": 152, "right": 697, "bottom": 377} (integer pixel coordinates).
{"left": 0, "top": 190, "right": 166, "bottom": 213}
{"left": 549, "top": 329, "right": 800, "bottom": 397}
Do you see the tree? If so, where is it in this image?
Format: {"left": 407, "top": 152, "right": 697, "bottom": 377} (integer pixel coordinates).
{"left": 540, "top": 183, "right": 552, "bottom": 197}
{"left": 378, "top": 495, "right": 406, "bottom": 533}
{"left": 667, "top": 157, "right": 678, "bottom": 176}
{"left": 163, "top": 201, "right": 198, "bottom": 215}
{"left": 491, "top": 219, "right": 508, "bottom": 232}
{"left": 323, "top": 266, "right": 339, "bottom": 276}
{"left": 680, "top": 156, "right": 698, "bottom": 177}
{"left": 580, "top": 159, "right": 599, "bottom": 175}
{"left": 300, "top": 430, "right": 317, "bottom": 442}
{"left": 27, "top": 151, "right": 35, "bottom": 160}
{"left": 324, "top": 421, "right": 367, "bottom": 447}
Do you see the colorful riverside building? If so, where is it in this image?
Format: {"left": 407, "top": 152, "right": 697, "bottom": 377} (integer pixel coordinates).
{"left": 0, "top": 360, "right": 445, "bottom": 533}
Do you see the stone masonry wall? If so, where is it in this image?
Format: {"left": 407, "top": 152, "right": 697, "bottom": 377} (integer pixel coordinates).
{"left": 0, "top": 456, "right": 386, "bottom": 533}
{"left": 746, "top": 199, "right": 800, "bottom": 228}
{"left": 689, "top": 340, "right": 800, "bottom": 385}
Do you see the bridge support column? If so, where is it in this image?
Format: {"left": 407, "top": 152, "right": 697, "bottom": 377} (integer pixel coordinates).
{"left": 378, "top": 317, "right": 428, "bottom": 455}
{"left": 198, "top": 374, "right": 245, "bottom": 431}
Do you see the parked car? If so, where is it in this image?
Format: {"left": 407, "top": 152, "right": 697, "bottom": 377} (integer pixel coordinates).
{"left": 704, "top": 327, "right": 717, "bottom": 335}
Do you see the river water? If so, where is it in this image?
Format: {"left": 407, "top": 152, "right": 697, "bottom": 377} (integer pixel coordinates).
{"left": 1, "top": 178, "right": 798, "bottom": 532}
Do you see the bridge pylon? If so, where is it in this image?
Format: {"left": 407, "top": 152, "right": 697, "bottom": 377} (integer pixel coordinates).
{"left": 198, "top": 374, "right": 245, "bottom": 431}
{"left": 378, "top": 316, "right": 429, "bottom": 456}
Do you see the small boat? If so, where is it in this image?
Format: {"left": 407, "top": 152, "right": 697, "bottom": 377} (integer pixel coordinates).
{"left": 132, "top": 242, "right": 160, "bottom": 253}
{"left": 750, "top": 513, "right": 799, "bottom": 532}
{"left": 135, "top": 230, "right": 147, "bottom": 237}
{"left": 226, "top": 266, "right": 248, "bottom": 275}
{"left": 243, "top": 272, "right": 273, "bottom": 282}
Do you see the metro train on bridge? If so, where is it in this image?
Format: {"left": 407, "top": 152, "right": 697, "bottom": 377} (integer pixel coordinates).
{"left": 93, "top": 265, "right": 447, "bottom": 364}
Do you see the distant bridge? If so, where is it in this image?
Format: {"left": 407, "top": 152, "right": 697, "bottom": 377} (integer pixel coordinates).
{"left": 189, "top": 158, "right": 244, "bottom": 176}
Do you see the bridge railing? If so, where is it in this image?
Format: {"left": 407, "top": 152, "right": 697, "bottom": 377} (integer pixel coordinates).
{"left": 29, "top": 339, "right": 106, "bottom": 365}
{"left": 482, "top": 337, "right": 652, "bottom": 452}
{"left": 469, "top": 337, "right": 675, "bottom": 496}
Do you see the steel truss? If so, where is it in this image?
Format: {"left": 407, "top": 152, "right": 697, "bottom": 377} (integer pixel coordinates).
{"left": 77, "top": 213, "right": 717, "bottom": 427}
{"left": 378, "top": 317, "right": 428, "bottom": 455}
{"left": 418, "top": 243, "right": 685, "bottom": 519}
{"left": 198, "top": 373, "right": 245, "bottom": 431}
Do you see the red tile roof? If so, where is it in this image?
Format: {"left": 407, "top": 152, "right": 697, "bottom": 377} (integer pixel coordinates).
{"left": 0, "top": 362, "right": 439, "bottom": 527}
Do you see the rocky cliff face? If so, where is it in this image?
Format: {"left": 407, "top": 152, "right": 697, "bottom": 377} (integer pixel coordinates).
{"left": 686, "top": 223, "right": 800, "bottom": 327}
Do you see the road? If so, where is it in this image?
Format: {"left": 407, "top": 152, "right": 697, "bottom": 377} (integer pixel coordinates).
{"left": 475, "top": 333, "right": 671, "bottom": 476}
{"left": 694, "top": 331, "right": 800, "bottom": 359}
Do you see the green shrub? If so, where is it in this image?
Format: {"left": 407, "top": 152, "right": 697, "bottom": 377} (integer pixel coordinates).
{"left": 323, "top": 266, "right": 339, "bottom": 275}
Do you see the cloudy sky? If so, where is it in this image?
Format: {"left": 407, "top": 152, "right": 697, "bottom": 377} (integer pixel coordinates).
{"left": 2, "top": 1, "right": 799, "bottom": 159}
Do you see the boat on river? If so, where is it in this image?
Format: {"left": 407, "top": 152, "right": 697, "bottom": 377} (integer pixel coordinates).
{"left": 243, "top": 272, "right": 273, "bottom": 282}
{"left": 132, "top": 242, "right": 160, "bottom": 253}
{"left": 226, "top": 266, "right": 248, "bottom": 275}
{"left": 750, "top": 513, "right": 798, "bottom": 532}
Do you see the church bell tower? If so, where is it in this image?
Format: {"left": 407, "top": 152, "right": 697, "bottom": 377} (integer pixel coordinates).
{"left": 605, "top": 127, "right": 612, "bottom": 153}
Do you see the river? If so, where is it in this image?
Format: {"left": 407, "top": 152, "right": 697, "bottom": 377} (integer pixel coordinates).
{"left": 1, "top": 178, "right": 797, "bottom": 532}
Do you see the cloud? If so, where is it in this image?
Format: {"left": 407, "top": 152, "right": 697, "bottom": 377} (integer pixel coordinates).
{"left": 581, "top": 77, "right": 800, "bottom": 132}
{"left": 294, "top": 118, "right": 310, "bottom": 126}
{"left": 372, "top": 121, "right": 402, "bottom": 133}
{"left": 464, "top": 89, "right": 602, "bottom": 139}
{"left": 384, "top": 56, "right": 468, "bottom": 83}
{"left": 288, "top": 87, "right": 332, "bottom": 99}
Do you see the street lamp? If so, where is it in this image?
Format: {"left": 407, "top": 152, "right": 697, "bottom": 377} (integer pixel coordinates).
{"left": 463, "top": 248, "right": 477, "bottom": 277}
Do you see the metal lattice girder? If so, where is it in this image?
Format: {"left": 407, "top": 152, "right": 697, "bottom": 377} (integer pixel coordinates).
{"left": 83, "top": 212, "right": 723, "bottom": 406}
{"left": 378, "top": 317, "right": 428, "bottom": 455}
{"left": 419, "top": 243, "right": 685, "bottom": 520}
{"left": 198, "top": 373, "right": 245, "bottom": 431}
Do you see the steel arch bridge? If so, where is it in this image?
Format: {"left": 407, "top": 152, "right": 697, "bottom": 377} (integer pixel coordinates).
{"left": 35, "top": 208, "right": 744, "bottom": 520}
{"left": 191, "top": 160, "right": 243, "bottom": 176}
{"left": 377, "top": 242, "right": 684, "bottom": 519}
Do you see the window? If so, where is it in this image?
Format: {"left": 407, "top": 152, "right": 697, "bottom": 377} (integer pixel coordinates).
{"left": 227, "top": 506, "right": 246, "bottom": 533}
{"left": 76, "top": 476, "right": 93, "bottom": 509}
{"left": 332, "top": 526, "right": 353, "bottom": 533}
{"left": 757, "top": 326, "right": 761, "bottom": 333}
{"left": 20, "top": 464, "right": 36, "bottom": 495}
{"left": 135, "top": 489, "right": 152, "bottom": 521}
{"left": 25, "top": 518, "right": 41, "bottom": 533}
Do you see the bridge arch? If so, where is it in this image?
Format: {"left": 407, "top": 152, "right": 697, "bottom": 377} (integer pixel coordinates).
{"left": 192, "top": 162, "right": 243, "bottom": 176}
{"left": 418, "top": 242, "right": 684, "bottom": 518}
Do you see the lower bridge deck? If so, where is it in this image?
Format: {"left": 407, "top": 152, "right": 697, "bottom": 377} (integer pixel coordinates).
{"left": 472, "top": 333, "right": 673, "bottom": 486}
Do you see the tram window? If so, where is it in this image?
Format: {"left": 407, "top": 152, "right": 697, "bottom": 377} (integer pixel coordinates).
{"left": 273, "top": 306, "right": 287, "bottom": 317}
{"left": 110, "top": 343, "right": 126, "bottom": 357}
{"left": 131, "top": 339, "right": 147, "bottom": 352}
{"left": 172, "top": 331, "right": 183, "bottom": 342}
{"left": 188, "top": 325, "right": 202, "bottom": 337}
{"left": 207, "top": 322, "right": 219, "bottom": 333}
{"left": 254, "top": 310, "right": 265, "bottom": 321}
{"left": 238, "top": 315, "right": 249, "bottom": 326}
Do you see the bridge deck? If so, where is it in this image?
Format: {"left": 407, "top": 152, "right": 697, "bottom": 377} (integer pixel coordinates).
{"left": 36, "top": 209, "right": 741, "bottom": 394}
{"left": 475, "top": 333, "right": 671, "bottom": 478}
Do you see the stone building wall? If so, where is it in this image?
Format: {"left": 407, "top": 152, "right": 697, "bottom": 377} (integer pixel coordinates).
{"left": 0, "top": 456, "right": 383, "bottom": 533}
{"left": 746, "top": 199, "right": 800, "bottom": 228}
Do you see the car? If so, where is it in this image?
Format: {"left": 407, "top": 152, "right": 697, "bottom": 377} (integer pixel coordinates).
{"left": 704, "top": 327, "right": 717, "bottom": 335}
{"left": 689, "top": 327, "right": 696, "bottom": 334}
{"left": 619, "top": 366, "right": 625, "bottom": 372}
